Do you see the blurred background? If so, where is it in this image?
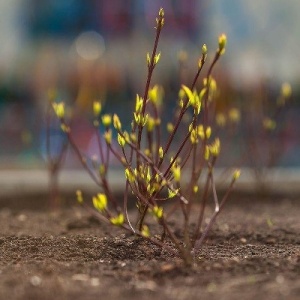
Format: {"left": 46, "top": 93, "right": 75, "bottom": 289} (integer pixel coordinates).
{"left": 0, "top": 0, "right": 299, "bottom": 170}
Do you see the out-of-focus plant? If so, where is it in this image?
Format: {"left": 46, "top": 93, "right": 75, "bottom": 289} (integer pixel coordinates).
{"left": 240, "top": 82, "right": 292, "bottom": 189}
{"left": 45, "top": 89, "right": 68, "bottom": 209}
{"left": 52, "top": 8, "right": 240, "bottom": 266}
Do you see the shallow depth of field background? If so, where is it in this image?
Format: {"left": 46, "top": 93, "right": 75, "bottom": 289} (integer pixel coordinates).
{"left": 0, "top": 0, "right": 299, "bottom": 169}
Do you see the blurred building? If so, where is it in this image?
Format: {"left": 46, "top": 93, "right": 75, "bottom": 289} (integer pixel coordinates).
{"left": 206, "top": 0, "right": 300, "bottom": 88}
{"left": 0, "top": 0, "right": 299, "bottom": 166}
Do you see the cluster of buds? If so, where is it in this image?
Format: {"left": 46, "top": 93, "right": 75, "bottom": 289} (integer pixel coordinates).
{"left": 147, "top": 52, "right": 161, "bottom": 67}
{"left": 189, "top": 124, "right": 212, "bottom": 144}
{"left": 204, "top": 138, "right": 221, "bottom": 160}
{"left": 150, "top": 205, "right": 163, "bottom": 219}
{"left": 134, "top": 94, "right": 148, "bottom": 126}
{"left": 156, "top": 7, "right": 165, "bottom": 28}
{"left": 209, "top": 138, "right": 221, "bottom": 157}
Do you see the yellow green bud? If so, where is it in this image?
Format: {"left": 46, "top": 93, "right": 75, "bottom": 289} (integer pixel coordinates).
{"left": 281, "top": 82, "right": 292, "bottom": 98}
{"left": 93, "top": 101, "right": 102, "bottom": 117}
{"left": 104, "top": 130, "right": 112, "bottom": 144}
{"left": 202, "top": 44, "right": 207, "bottom": 55}
{"left": 122, "top": 131, "right": 130, "bottom": 143}
{"left": 113, "top": 114, "right": 122, "bottom": 130}
{"left": 99, "top": 164, "right": 106, "bottom": 176}
{"left": 178, "top": 88, "right": 185, "bottom": 99}
{"left": 110, "top": 214, "right": 124, "bottom": 226}
{"left": 133, "top": 113, "right": 141, "bottom": 125}
{"left": 130, "top": 133, "right": 137, "bottom": 143}
{"left": 193, "top": 185, "right": 199, "bottom": 193}
{"left": 232, "top": 169, "right": 241, "bottom": 180}
{"left": 204, "top": 77, "right": 217, "bottom": 92}
{"left": 156, "top": 8, "right": 165, "bottom": 27}
{"left": 47, "top": 88, "right": 57, "bottom": 102}
{"left": 93, "top": 120, "right": 99, "bottom": 127}
{"left": 228, "top": 108, "right": 240, "bottom": 123}
{"left": 263, "top": 118, "right": 276, "bottom": 131}
{"left": 144, "top": 148, "right": 151, "bottom": 157}
{"left": 125, "top": 168, "right": 136, "bottom": 183}
{"left": 209, "top": 138, "right": 221, "bottom": 157}
{"left": 146, "top": 53, "right": 151, "bottom": 66}
{"left": 154, "top": 52, "right": 161, "bottom": 65}
{"left": 151, "top": 205, "right": 163, "bottom": 219}
{"left": 199, "top": 88, "right": 206, "bottom": 101}
{"left": 146, "top": 166, "right": 151, "bottom": 182}
{"left": 198, "top": 125, "right": 212, "bottom": 140}
{"left": 158, "top": 146, "right": 164, "bottom": 159}
{"left": 181, "top": 85, "right": 195, "bottom": 106}
{"left": 204, "top": 145, "right": 210, "bottom": 161}
{"left": 52, "top": 102, "right": 65, "bottom": 119}
{"left": 135, "top": 94, "right": 143, "bottom": 113}
{"left": 158, "top": 7, "right": 164, "bottom": 17}
{"left": 216, "top": 113, "right": 226, "bottom": 127}
{"left": 178, "top": 50, "right": 188, "bottom": 62}
{"left": 168, "top": 188, "right": 180, "bottom": 199}
{"left": 141, "top": 225, "right": 150, "bottom": 237}
{"left": 60, "top": 124, "right": 70, "bottom": 133}
{"left": 206, "top": 126, "right": 212, "bottom": 139}
{"left": 102, "top": 114, "right": 112, "bottom": 127}
{"left": 76, "top": 190, "right": 83, "bottom": 204}
{"left": 141, "top": 114, "right": 149, "bottom": 127}
{"left": 218, "top": 33, "right": 227, "bottom": 54}
{"left": 148, "top": 85, "right": 158, "bottom": 103}
{"left": 147, "top": 116, "right": 156, "bottom": 132}
{"left": 117, "top": 133, "right": 126, "bottom": 147}
{"left": 190, "top": 128, "right": 198, "bottom": 144}
{"left": 167, "top": 122, "right": 174, "bottom": 133}
{"left": 194, "top": 101, "right": 201, "bottom": 115}
{"left": 93, "top": 193, "right": 107, "bottom": 212}
{"left": 172, "top": 165, "right": 181, "bottom": 182}
{"left": 148, "top": 85, "right": 163, "bottom": 105}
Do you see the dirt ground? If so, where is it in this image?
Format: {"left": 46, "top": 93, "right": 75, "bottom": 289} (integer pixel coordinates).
{"left": 0, "top": 192, "right": 299, "bottom": 300}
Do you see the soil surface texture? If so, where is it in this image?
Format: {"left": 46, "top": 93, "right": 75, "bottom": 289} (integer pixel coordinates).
{"left": 0, "top": 193, "right": 299, "bottom": 300}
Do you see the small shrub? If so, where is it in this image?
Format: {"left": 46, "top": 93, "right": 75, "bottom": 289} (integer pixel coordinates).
{"left": 52, "top": 8, "right": 240, "bottom": 266}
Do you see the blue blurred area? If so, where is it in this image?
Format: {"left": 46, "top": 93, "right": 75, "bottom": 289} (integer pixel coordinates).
{"left": 0, "top": 0, "right": 299, "bottom": 168}
{"left": 25, "top": 1, "right": 98, "bottom": 39}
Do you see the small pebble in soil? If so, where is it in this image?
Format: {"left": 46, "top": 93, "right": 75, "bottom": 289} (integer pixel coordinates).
{"left": 90, "top": 278, "right": 100, "bottom": 287}
{"left": 72, "top": 274, "right": 89, "bottom": 281}
{"left": 134, "top": 280, "right": 157, "bottom": 291}
{"left": 30, "top": 276, "right": 42, "bottom": 286}
{"left": 17, "top": 214, "right": 27, "bottom": 222}
{"left": 276, "top": 275, "right": 285, "bottom": 284}
{"left": 118, "top": 262, "right": 126, "bottom": 267}
{"left": 240, "top": 237, "right": 247, "bottom": 243}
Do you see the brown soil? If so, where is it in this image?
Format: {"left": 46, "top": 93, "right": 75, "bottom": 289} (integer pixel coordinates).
{"left": 0, "top": 193, "right": 299, "bottom": 300}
